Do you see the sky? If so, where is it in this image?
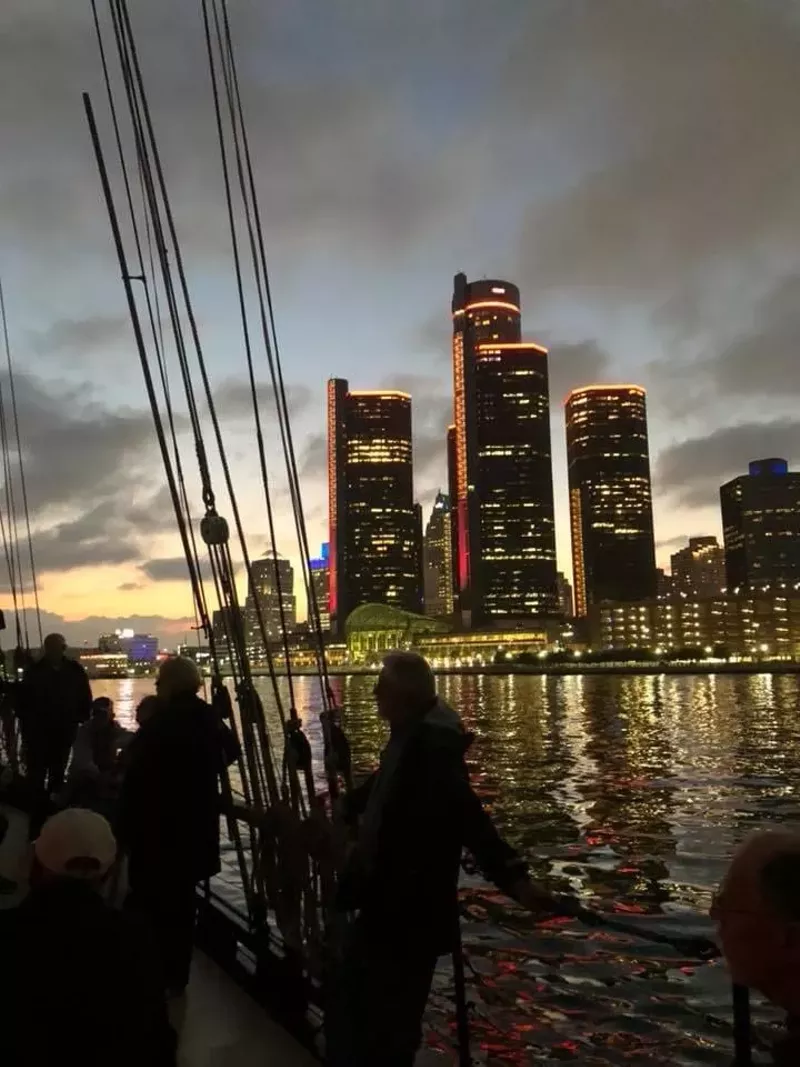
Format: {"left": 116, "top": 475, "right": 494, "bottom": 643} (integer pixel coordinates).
{"left": 1, "top": 0, "right": 799, "bottom": 645}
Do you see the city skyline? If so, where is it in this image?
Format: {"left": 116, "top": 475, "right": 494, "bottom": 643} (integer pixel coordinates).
{"left": 1, "top": 1, "right": 799, "bottom": 644}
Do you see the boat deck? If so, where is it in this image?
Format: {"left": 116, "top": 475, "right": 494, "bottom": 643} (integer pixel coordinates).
{"left": 0, "top": 807, "right": 316, "bottom": 1066}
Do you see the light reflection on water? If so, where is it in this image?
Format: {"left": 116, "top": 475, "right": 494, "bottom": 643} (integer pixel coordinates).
{"left": 95, "top": 672, "right": 800, "bottom": 1064}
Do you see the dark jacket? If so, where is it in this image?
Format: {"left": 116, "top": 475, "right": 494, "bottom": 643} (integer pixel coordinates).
{"left": 117, "top": 693, "right": 239, "bottom": 885}
{"left": 0, "top": 878, "right": 176, "bottom": 1066}
{"left": 17, "top": 656, "right": 92, "bottom": 739}
{"left": 337, "top": 699, "right": 526, "bottom": 954}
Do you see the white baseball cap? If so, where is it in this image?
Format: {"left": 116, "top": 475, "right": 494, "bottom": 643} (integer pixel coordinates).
{"left": 34, "top": 808, "right": 117, "bottom": 880}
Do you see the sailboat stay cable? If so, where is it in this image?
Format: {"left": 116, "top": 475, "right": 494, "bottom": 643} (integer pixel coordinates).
{"left": 90, "top": 0, "right": 212, "bottom": 654}
{"left": 107, "top": 0, "right": 304, "bottom": 816}
{"left": 215, "top": 0, "right": 336, "bottom": 704}
{"left": 207, "top": 0, "right": 346, "bottom": 807}
{"left": 200, "top": 0, "right": 299, "bottom": 711}
{"left": 83, "top": 88, "right": 259, "bottom": 908}
{"left": 111, "top": 0, "right": 309, "bottom": 819}
{"left": 0, "top": 280, "right": 43, "bottom": 647}
{"left": 213, "top": 0, "right": 351, "bottom": 799}
{"left": 0, "top": 365, "right": 27, "bottom": 647}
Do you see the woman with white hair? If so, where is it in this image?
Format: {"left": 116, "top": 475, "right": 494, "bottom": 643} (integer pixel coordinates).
{"left": 117, "top": 657, "right": 239, "bottom": 996}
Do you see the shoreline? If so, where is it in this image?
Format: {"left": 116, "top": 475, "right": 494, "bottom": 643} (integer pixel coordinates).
{"left": 85, "top": 661, "right": 800, "bottom": 681}
{"left": 258, "top": 661, "right": 800, "bottom": 679}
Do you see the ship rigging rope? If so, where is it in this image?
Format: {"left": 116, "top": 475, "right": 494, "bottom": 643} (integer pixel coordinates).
{"left": 88, "top": 0, "right": 356, "bottom": 951}
{"left": 107, "top": 0, "right": 304, "bottom": 816}
{"left": 89, "top": 0, "right": 278, "bottom": 907}
{"left": 91, "top": 0, "right": 328, "bottom": 811}
{"left": 202, "top": 0, "right": 348, "bottom": 799}
{"left": 0, "top": 281, "right": 42, "bottom": 649}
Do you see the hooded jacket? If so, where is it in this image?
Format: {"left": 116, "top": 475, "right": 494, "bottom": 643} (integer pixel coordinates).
{"left": 337, "top": 698, "right": 526, "bottom": 954}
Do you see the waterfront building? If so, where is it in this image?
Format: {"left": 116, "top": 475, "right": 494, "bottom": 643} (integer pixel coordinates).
{"left": 670, "top": 536, "right": 726, "bottom": 598}
{"left": 244, "top": 552, "right": 296, "bottom": 660}
{"left": 77, "top": 649, "right": 130, "bottom": 678}
{"left": 98, "top": 633, "right": 122, "bottom": 653}
{"left": 590, "top": 593, "right": 800, "bottom": 659}
{"left": 212, "top": 606, "right": 243, "bottom": 650}
{"left": 423, "top": 491, "right": 454, "bottom": 617}
{"left": 556, "top": 571, "right": 573, "bottom": 617}
{"left": 327, "top": 379, "right": 420, "bottom": 634}
{"left": 565, "top": 384, "right": 656, "bottom": 614}
{"left": 345, "top": 602, "right": 555, "bottom": 666}
{"left": 721, "top": 458, "right": 800, "bottom": 591}
{"left": 119, "top": 633, "right": 158, "bottom": 665}
{"left": 450, "top": 273, "right": 557, "bottom": 626}
{"left": 656, "top": 568, "right": 673, "bottom": 600}
{"left": 309, "top": 543, "right": 330, "bottom": 631}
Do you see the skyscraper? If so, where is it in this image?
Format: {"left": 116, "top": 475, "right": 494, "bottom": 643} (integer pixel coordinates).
{"left": 309, "top": 543, "right": 330, "bottom": 631}
{"left": 565, "top": 385, "right": 656, "bottom": 614}
{"left": 670, "top": 536, "right": 726, "bottom": 598}
{"left": 423, "top": 491, "right": 454, "bottom": 618}
{"left": 721, "top": 458, "right": 800, "bottom": 591}
{"left": 245, "top": 552, "right": 296, "bottom": 658}
{"left": 446, "top": 424, "right": 459, "bottom": 608}
{"left": 556, "top": 571, "right": 573, "bottom": 617}
{"left": 327, "top": 379, "right": 420, "bottom": 634}
{"left": 450, "top": 273, "right": 557, "bottom": 626}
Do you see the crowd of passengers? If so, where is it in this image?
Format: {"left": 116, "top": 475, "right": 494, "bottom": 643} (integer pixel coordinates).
{"left": 0, "top": 636, "right": 797, "bottom": 1065}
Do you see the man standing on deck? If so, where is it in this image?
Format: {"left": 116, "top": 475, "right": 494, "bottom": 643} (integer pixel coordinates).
{"left": 18, "top": 633, "right": 93, "bottom": 799}
{"left": 328, "top": 650, "right": 554, "bottom": 1067}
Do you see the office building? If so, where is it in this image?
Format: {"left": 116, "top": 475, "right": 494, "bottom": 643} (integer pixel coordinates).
{"left": 591, "top": 593, "right": 800, "bottom": 659}
{"left": 211, "top": 606, "right": 243, "bottom": 650}
{"left": 450, "top": 273, "right": 557, "bottom": 625}
{"left": 120, "top": 633, "right": 158, "bottom": 665}
{"left": 446, "top": 424, "right": 459, "bottom": 607}
{"left": 556, "top": 572, "right": 573, "bottom": 617}
{"left": 656, "top": 568, "right": 673, "bottom": 600}
{"left": 309, "top": 543, "right": 330, "bottom": 631}
{"left": 423, "top": 491, "right": 455, "bottom": 617}
{"left": 327, "top": 379, "right": 420, "bottom": 634}
{"left": 565, "top": 384, "right": 656, "bottom": 615}
{"left": 670, "top": 536, "right": 726, "bottom": 598}
{"left": 721, "top": 458, "right": 800, "bottom": 591}
{"left": 98, "top": 633, "right": 122, "bottom": 653}
{"left": 244, "top": 552, "right": 296, "bottom": 658}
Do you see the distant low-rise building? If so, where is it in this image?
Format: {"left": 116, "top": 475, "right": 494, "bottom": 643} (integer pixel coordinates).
{"left": 670, "top": 536, "right": 725, "bottom": 598}
{"left": 119, "top": 633, "right": 159, "bottom": 665}
{"left": 590, "top": 593, "right": 800, "bottom": 658}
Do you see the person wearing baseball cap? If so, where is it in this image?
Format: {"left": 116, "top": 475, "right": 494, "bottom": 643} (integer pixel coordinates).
{"left": 0, "top": 809, "right": 177, "bottom": 1065}
{"left": 33, "top": 806, "right": 118, "bottom": 882}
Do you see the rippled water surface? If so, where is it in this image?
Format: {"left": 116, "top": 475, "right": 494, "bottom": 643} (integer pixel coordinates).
{"left": 98, "top": 671, "right": 800, "bottom": 1063}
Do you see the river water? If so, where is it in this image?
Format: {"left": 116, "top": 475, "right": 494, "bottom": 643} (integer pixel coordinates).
{"left": 96, "top": 671, "right": 800, "bottom": 1064}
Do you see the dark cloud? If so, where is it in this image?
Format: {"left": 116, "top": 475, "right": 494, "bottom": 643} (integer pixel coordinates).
{"left": 0, "top": 0, "right": 483, "bottom": 273}
{"left": 139, "top": 557, "right": 194, "bottom": 584}
{"left": 117, "top": 581, "right": 143, "bottom": 592}
{"left": 29, "top": 315, "right": 130, "bottom": 358}
{"left": 0, "top": 373, "right": 184, "bottom": 578}
{"left": 139, "top": 555, "right": 241, "bottom": 585}
{"left": 697, "top": 275, "right": 800, "bottom": 401}
{"left": 547, "top": 340, "right": 612, "bottom": 406}
{"left": 655, "top": 420, "right": 800, "bottom": 509}
{"left": 13, "top": 607, "right": 194, "bottom": 648}
{"left": 10, "top": 372, "right": 155, "bottom": 519}
{"left": 299, "top": 433, "right": 326, "bottom": 479}
{"left": 512, "top": 2, "right": 800, "bottom": 307}
{"left": 211, "top": 378, "right": 311, "bottom": 422}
